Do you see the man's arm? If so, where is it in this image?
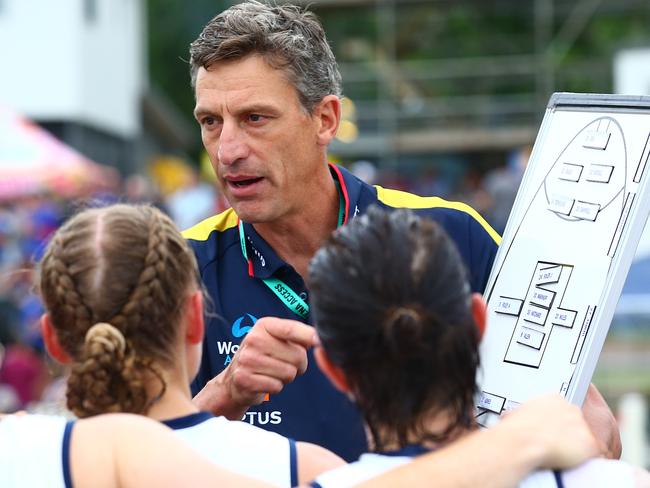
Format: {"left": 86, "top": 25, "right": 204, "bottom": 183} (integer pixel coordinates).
{"left": 354, "top": 395, "right": 599, "bottom": 488}
{"left": 193, "top": 317, "right": 317, "bottom": 418}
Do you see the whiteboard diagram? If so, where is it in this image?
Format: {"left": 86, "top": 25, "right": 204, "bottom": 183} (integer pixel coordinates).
{"left": 477, "top": 93, "right": 650, "bottom": 426}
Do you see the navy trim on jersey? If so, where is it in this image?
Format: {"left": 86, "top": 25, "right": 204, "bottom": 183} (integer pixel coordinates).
{"left": 309, "top": 482, "right": 324, "bottom": 488}
{"left": 161, "top": 411, "right": 214, "bottom": 430}
{"left": 184, "top": 164, "right": 499, "bottom": 462}
{"left": 376, "top": 444, "right": 433, "bottom": 457}
{"left": 553, "top": 470, "right": 565, "bottom": 488}
{"left": 289, "top": 438, "right": 298, "bottom": 487}
{"left": 329, "top": 163, "right": 350, "bottom": 224}
{"left": 62, "top": 420, "right": 75, "bottom": 488}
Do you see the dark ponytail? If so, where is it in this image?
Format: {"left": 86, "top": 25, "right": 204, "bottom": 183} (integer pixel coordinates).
{"left": 308, "top": 206, "right": 479, "bottom": 450}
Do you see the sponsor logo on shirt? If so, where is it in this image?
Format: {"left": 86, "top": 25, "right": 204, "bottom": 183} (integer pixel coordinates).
{"left": 231, "top": 313, "right": 258, "bottom": 338}
{"left": 217, "top": 314, "right": 258, "bottom": 366}
{"left": 242, "top": 411, "right": 282, "bottom": 426}
{"left": 217, "top": 313, "right": 279, "bottom": 416}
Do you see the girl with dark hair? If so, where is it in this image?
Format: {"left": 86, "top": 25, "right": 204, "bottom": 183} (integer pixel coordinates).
{"left": 308, "top": 206, "right": 647, "bottom": 488}
{"left": 37, "top": 204, "right": 342, "bottom": 487}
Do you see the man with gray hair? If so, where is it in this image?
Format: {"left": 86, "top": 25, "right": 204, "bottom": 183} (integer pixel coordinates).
{"left": 183, "top": 0, "right": 620, "bottom": 466}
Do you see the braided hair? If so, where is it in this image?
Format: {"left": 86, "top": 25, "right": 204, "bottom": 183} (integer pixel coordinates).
{"left": 39, "top": 204, "right": 199, "bottom": 417}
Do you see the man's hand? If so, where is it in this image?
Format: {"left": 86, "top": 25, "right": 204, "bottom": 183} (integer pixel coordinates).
{"left": 193, "top": 317, "right": 317, "bottom": 419}
{"left": 582, "top": 383, "right": 622, "bottom": 459}
{"left": 499, "top": 394, "right": 600, "bottom": 470}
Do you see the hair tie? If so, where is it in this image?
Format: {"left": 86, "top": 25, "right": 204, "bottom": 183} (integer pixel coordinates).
{"left": 84, "top": 322, "right": 126, "bottom": 356}
{"left": 391, "top": 307, "right": 420, "bottom": 324}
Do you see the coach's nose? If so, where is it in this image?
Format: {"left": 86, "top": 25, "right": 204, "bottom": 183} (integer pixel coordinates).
{"left": 217, "top": 120, "right": 249, "bottom": 166}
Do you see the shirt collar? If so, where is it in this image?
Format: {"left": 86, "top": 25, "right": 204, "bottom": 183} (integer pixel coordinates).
{"left": 329, "top": 162, "right": 364, "bottom": 223}
{"left": 240, "top": 219, "right": 285, "bottom": 279}
{"left": 160, "top": 411, "right": 214, "bottom": 430}
{"left": 375, "top": 444, "right": 434, "bottom": 457}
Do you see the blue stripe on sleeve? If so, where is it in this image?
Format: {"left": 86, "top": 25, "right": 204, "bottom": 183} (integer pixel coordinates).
{"left": 289, "top": 437, "right": 298, "bottom": 487}
{"left": 62, "top": 420, "right": 76, "bottom": 488}
{"left": 553, "top": 470, "right": 565, "bottom": 488}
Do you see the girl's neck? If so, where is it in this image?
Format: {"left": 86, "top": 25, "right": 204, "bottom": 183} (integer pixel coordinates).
{"left": 370, "top": 412, "right": 476, "bottom": 453}
{"left": 146, "top": 387, "right": 198, "bottom": 421}
{"left": 144, "top": 368, "right": 200, "bottom": 421}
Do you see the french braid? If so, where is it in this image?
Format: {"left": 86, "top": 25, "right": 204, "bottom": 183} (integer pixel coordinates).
{"left": 40, "top": 233, "right": 92, "bottom": 348}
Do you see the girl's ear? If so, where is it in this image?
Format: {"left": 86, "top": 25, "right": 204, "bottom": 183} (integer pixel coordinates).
{"left": 41, "top": 314, "right": 72, "bottom": 364}
{"left": 185, "top": 290, "right": 205, "bottom": 345}
{"left": 314, "top": 343, "right": 351, "bottom": 394}
{"left": 471, "top": 293, "right": 488, "bottom": 341}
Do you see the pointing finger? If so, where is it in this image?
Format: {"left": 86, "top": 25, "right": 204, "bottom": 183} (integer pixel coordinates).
{"left": 260, "top": 317, "right": 317, "bottom": 348}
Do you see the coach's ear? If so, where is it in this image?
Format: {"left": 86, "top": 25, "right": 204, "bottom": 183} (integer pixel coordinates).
{"left": 314, "top": 95, "right": 341, "bottom": 147}
{"left": 314, "top": 343, "right": 351, "bottom": 394}
{"left": 41, "top": 314, "right": 72, "bottom": 364}
{"left": 471, "top": 293, "right": 487, "bottom": 341}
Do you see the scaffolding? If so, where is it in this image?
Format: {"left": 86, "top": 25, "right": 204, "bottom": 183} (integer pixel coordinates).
{"left": 283, "top": 0, "right": 650, "bottom": 166}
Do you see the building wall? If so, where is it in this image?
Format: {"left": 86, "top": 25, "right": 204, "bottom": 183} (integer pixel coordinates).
{"left": 614, "top": 48, "right": 650, "bottom": 97}
{"left": 0, "top": 0, "right": 145, "bottom": 138}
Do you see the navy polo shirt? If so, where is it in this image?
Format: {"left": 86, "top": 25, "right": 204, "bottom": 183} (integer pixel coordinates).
{"left": 183, "top": 164, "right": 500, "bottom": 462}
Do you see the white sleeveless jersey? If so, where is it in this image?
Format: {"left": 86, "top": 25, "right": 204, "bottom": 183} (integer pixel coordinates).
{"left": 0, "top": 414, "right": 74, "bottom": 488}
{"left": 309, "top": 449, "right": 637, "bottom": 488}
{"left": 521, "top": 459, "right": 637, "bottom": 488}
{"left": 163, "top": 412, "right": 296, "bottom": 487}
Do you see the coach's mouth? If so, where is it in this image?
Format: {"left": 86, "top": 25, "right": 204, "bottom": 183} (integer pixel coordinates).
{"left": 225, "top": 176, "right": 265, "bottom": 196}
{"left": 228, "top": 177, "right": 263, "bottom": 187}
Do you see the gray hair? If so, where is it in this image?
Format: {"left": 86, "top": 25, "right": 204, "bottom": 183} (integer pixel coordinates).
{"left": 189, "top": 1, "right": 342, "bottom": 113}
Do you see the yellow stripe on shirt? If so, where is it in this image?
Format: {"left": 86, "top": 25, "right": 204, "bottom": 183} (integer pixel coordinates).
{"left": 374, "top": 185, "right": 502, "bottom": 245}
{"left": 182, "top": 208, "right": 238, "bottom": 241}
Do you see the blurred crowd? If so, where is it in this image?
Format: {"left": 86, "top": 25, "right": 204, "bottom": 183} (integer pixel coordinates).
{"left": 0, "top": 195, "right": 65, "bottom": 412}
{"left": 352, "top": 146, "right": 530, "bottom": 234}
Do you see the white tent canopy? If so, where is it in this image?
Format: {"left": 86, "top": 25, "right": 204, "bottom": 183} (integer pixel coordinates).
{"left": 0, "top": 107, "right": 118, "bottom": 200}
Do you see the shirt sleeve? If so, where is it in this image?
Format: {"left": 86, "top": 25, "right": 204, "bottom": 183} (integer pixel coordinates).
{"left": 466, "top": 213, "right": 500, "bottom": 293}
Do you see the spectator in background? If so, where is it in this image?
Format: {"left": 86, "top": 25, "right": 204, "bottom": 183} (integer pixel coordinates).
{"left": 166, "top": 172, "right": 218, "bottom": 230}
{"left": 0, "top": 195, "right": 66, "bottom": 412}
{"left": 0, "top": 312, "right": 21, "bottom": 412}
{"left": 0, "top": 339, "right": 47, "bottom": 410}
{"left": 350, "top": 160, "right": 378, "bottom": 185}
{"left": 0, "top": 205, "right": 23, "bottom": 275}
{"left": 482, "top": 145, "right": 530, "bottom": 233}
{"left": 0, "top": 309, "right": 48, "bottom": 411}
{"left": 412, "top": 166, "right": 452, "bottom": 200}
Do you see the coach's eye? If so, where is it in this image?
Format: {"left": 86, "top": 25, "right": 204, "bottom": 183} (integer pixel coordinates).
{"left": 247, "top": 114, "right": 269, "bottom": 125}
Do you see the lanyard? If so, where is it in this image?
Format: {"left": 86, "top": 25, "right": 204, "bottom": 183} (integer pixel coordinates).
{"left": 237, "top": 181, "right": 346, "bottom": 319}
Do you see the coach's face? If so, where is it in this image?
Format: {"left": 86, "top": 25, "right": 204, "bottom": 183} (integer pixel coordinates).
{"left": 194, "top": 54, "right": 333, "bottom": 224}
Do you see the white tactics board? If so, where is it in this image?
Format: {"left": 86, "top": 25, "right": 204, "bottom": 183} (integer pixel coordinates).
{"left": 478, "top": 93, "right": 650, "bottom": 426}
